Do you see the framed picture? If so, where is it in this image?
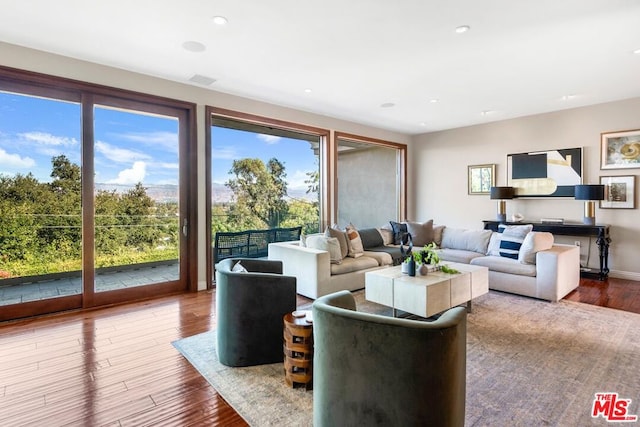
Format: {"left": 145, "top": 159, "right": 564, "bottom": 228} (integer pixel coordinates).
{"left": 468, "top": 164, "right": 495, "bottom": 195}
{"left": 600, "top": 175, "right": 635, "bottom": 209}
{"left": 507, "top": 147, "right": 582, "bottom": 197}
{"left": 601, "top": 129, "right": 640, "bottom": 170}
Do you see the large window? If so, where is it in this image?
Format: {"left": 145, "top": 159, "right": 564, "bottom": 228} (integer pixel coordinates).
{"left": 207, "top": 108, "right": 329, "bottom": 283}
{"left": 336, "top": 133, "right": 406, "bottom": 228}
{"left": 0, "top": 67, "right": 195, "bottom": 321}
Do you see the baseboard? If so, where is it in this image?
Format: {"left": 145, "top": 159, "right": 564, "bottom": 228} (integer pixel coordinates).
{"left": 608, "top": 270, "right": 640, "bottom": 282}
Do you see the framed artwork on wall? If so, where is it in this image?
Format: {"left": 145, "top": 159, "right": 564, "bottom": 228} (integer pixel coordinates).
{"left": 507, "top": 147, "right": 582, "bottom": 197}
{"left": 600, "top": 175, "right": 635, "bottom": 209}
{"left": 468, "top": 164, "right": 495, "bottom": 195}
{"left": 601, "top": 129, "right": 640, "bottom": 170}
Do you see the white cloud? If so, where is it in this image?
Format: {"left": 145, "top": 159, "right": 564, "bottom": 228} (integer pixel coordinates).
{"left": 288, "top": 169, "right": 312, "bottom": 191}
{"left": 0, "top": 148, "right": 35, "bottom": 168}
{"left": 119, "top": 131, "right": 178, "bottom": 153}
{"left": 106, "top": 161, "right": 147, "bottom": 185}
{"left": 212, "top": 146, "right": 237, "bottom": 159}
{"left": 19, "top": 131, "right": 78, "bottom": 146}
{"left": 95, "top": 140, "right": 151, "bottom": 163}
{"left": 257, "top": 134, "right": 281, "bottom": 144}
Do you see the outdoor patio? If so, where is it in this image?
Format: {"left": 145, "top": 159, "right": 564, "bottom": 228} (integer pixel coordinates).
{"left": 0, "top": 263, "right": 179, "bottom": 306}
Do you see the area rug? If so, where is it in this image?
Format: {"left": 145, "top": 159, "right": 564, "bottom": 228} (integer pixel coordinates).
{"left": 173, "top": 290, "right": 640, "bottom": 426}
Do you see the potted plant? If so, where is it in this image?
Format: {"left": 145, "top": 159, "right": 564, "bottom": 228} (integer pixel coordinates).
{"left": 421, "top": 242, "right": 440, "bottom": 266}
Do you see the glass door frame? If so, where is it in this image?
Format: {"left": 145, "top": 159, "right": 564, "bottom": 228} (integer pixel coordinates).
{"left": 0, "top": 65, "right": 198, "bottom": 321}
{"left": 205, "top": 106, "right": 330, "bottom": 288}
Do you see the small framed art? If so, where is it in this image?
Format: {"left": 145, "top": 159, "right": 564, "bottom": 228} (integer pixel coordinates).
{"left": 601, "top": 129, "right": 640, "bottom": 170}
{"left": 468, "top": 164, "right": 495, "bottom": 195}
{"left": 600, "top": 175, "right": 635, "bottom": 209}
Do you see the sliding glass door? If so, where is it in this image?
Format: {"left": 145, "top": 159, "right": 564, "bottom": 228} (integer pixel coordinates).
{"left": 0, "top": 68, "right": 195, "bottom": 320}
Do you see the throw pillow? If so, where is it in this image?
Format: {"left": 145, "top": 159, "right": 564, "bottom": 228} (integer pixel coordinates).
{"left": 389, "top": 221, "right": 408, "bottom": 245}
{"left": 306, "top": 235, "right": 343, "bottom": 264}
{"left": 433, "top": 225, "right": 445, "bottom": 247}
{"left": 231, "top": 261, "right": 248, "bottom": 272}
{"left": 358, "top": 227, "right": 384, "bottom": 249}
{"left": 518, "top": 231, "right": 554, "bottom": 264}
{"left": 405, "top": 220, "right": 434, "bottom": 246}
{"left": 325, "top": 226, "right": 349, "bottom": 259}
{"left": 345, "top": 223, "right": 365, "bottom": 258}
{"left": 498, "top": 224, "right": 534, "bottom": 259}
{"left": 378, "top": 226, "right": 394, "bottom": 245}
{"left": 486, "top": 232, "right": 502, "bottom": 256}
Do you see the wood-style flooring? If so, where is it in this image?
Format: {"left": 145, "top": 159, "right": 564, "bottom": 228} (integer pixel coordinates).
{"left": 0, "top": 277, "right": 638, "bottom": 426}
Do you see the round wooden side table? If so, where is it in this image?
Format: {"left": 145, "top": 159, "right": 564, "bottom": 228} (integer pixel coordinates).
{"left": 283, "top": 311, "right": 313, "bottom": 390}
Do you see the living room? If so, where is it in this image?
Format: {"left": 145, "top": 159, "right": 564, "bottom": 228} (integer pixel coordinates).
{"left": 1, "top": 1, "right": 640, "bottom": 425}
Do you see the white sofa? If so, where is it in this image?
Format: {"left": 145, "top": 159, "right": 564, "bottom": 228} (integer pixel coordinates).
{"left": 269, "top": 223, "right": 581, "bottom": 302}
{"left": 268, "top": 240, "right": 392, "bottom": 299}
{"left": 438, "top": 226, "right": 580, "bottom": 302}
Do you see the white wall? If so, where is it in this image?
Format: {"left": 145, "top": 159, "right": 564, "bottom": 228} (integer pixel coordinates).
{"left": 0, "top": 42, "right": 410, "bottom": 290}
{"left": 411, "top": 98, "right": 640, "bottom": 279}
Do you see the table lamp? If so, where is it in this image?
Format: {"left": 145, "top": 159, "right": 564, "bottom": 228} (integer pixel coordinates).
{"left": 490, "top": 186, "right": 515, "bottom": 222}
{"left": 574, "top": 184, "right": 605, "bottom": 225}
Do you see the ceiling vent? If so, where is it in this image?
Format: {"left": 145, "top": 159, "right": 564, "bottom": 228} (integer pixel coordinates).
{"left": 189, "top": 74, "right": 217, "bottom": 86}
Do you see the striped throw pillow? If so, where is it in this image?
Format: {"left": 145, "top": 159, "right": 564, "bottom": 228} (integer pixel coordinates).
{"left": 498, "top": 224, "right": 533, "bottom": 259}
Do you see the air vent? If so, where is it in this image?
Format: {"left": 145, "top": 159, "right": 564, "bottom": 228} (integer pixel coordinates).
{"left": 189, "top": 74, "right": 217, "bottom": 86}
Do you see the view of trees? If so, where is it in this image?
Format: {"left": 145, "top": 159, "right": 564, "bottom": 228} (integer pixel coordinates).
{"left": 0, "top": 154, "right": 317, "bottom": 279}
{"left": 0, "top": 155, "right": 178, "bottom": 278}
{"left": 214, "top": 156, "right": 319, "bottom": 235}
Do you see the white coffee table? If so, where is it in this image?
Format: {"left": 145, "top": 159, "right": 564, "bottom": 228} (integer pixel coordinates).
{"left": 365, "top": 262, "right": 488, "bottom": 318}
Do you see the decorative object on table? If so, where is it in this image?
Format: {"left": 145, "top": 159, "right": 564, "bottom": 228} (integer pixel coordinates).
{"left": 511, "top": 212, "right": 524, "bottom": 222}
{"left": 407, "top": 255, "right": 416, "bottom": 276}
{"left": 409, "top": 243, "right": 441, "bottom": 276}
{"left": 468, "top": 164, "right": 496, "bottom": 195}
{"left": 507, "top": 147, "right": 582, "bottom": 197}
{"left": 441, "top": 264, "right": 461, "bottom": 274}
{"left": 600, "top": 175, "right": 636, "bottom": 209}
{"left": 490, "top": 186, "right": 515, "bottom": 222}
{"left": 600, "top": 129, "right": 640, "bottom": 170}
{"left": 574, "top": 184, "right": 605, "bottom": 225}
{"left": 400, "top": 233, "right": 413, "bottom": 274}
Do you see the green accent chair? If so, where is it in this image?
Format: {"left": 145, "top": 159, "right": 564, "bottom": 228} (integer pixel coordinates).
{"left": 312, "top": 290, "right": 467, "bottom": 427}
{"left": 215, "top": 258, "right": 297, "bottom": 367}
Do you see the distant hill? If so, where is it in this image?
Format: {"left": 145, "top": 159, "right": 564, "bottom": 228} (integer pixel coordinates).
{"left": 96, "top": 182, "right": 315, "bottom": 204}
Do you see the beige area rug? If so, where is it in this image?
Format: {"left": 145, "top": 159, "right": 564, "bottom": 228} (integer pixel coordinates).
{"left": 173, "top": 290, "right": 640, "bottom": 426}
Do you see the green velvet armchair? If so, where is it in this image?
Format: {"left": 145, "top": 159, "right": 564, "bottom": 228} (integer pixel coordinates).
{"left": 312, "top": 290, "right": 467, "bottom": 427}
{"left": 215, "top": 258, "right": 297, "bottom": 367}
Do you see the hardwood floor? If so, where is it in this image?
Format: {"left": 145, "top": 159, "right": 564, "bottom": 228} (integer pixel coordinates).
{"left": 0, "top": 277, "right": 638, "bottom": 426}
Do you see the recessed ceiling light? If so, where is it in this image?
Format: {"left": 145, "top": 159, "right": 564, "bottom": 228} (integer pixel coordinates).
{"left": 419, "top": 122, "right": 428, "bottom": 126}
{"left": 380, "top": 102, "right": 395, "bottom": 108}
{"left": 304, "top": 88, "right": 312, "bottom": 93}
{"left": 455, "top": 25, "right": 470, "bottom": 34}
{"left": 481, "top": 110, "right": 494, "bottom": 116}
{"left": 633, "top": 48, "right": 640, "bottom": 54}
{"left": 212, "top": 16, "right": 228, "bottom": 25}
{"left": 429, "top": 99, "right": 439, "bottom": 103}
{"left": 182, "top": 41, "right": 206, "bottom": 52}
{"left": 562, "top": 94, "right": 577, "bottom": 101}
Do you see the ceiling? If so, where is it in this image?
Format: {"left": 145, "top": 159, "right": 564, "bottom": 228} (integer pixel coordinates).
{"left": 1, "top": 0, "right": 640, "bottom": 135}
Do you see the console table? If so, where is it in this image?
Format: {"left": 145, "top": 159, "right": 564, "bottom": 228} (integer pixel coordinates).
{"left": 482, "top": 220, "right": 610, "bottom": 280}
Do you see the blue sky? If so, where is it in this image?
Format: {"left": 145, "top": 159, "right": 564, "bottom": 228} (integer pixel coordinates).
{"left": 211, "top": 127, "right": 318, "bottom": 193}
{"left": 0, "top": 91, "right": 178, "bottom": 187}
{"left": 0, "top": 91, "right": 317, "bottom": 193}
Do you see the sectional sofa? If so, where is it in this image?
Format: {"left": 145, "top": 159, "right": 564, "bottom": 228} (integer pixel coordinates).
{"left": 268, "top": 221, "right": 580, "bottom": 302}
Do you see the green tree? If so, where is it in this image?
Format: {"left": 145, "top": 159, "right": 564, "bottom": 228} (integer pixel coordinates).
{"left": 226, "top": 158, "right": 288, "bottom": 228}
